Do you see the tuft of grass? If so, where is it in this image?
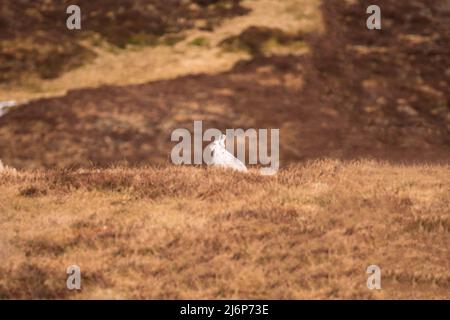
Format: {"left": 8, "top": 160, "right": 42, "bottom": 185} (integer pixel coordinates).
{"left": 189, "top": 37, "right": 210, "bottom": 47}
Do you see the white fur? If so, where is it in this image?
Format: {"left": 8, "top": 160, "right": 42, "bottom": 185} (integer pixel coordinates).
{"left": 0, "top": 159, "right": 16, "bottom": 173}
{"left": 209, "top": 134, "right": 247, "bottom": 172}
{"left": 0, "top": 100, "right": 16, "bottom": 117}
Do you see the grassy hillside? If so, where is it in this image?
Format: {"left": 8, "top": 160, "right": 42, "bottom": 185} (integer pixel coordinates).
{"left": 0, "top": 0, "right": 448, "bottom": 169}
{"left": 0, "top": 160, "right": 448, "bottom": 299}
{"left": 0, "top": 0, "right": 247, "bottom": 84}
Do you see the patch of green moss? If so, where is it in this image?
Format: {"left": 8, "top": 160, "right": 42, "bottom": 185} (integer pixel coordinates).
{"left": 189, "top": 37, "right": 210, "bottom": 47}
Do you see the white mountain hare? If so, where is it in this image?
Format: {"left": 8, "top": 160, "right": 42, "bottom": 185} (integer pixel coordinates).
{"left": 0, "top": 159, "right": 17, "bottom": 174}
{"left": 209, "top": 134, "right": 248, "bottom": 172}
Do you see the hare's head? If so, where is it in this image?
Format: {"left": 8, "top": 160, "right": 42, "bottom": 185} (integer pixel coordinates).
{"left": 211, "top": 134, "right": 226, "bottom": 151}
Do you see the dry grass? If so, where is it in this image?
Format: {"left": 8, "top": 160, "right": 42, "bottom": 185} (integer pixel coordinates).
{"left": 0, "top": 160, "right": 448, "bottom": 299}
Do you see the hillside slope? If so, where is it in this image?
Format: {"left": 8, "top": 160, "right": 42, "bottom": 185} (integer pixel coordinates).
{"left": 0, "top": 0, "right": 449, "bottom": 169}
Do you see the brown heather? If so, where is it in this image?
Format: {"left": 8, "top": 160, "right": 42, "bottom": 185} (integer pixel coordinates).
{"left": 0, "top": 160, "right": 449, "bottom": 299}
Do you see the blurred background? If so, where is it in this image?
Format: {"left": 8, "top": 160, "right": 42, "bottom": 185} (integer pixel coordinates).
{"left": 0, "top": 0, "right": 449, "bottom": 169}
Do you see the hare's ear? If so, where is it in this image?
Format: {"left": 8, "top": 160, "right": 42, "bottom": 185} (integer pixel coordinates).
{"left": 220, "top": 134, "right": 226, "bottom": 142}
